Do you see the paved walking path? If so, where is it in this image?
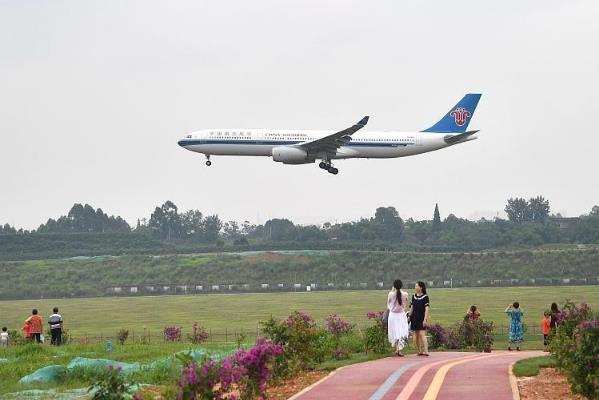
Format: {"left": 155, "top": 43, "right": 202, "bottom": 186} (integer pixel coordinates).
{"left": 291, "top": 351, "right": 543, "bottom": 400}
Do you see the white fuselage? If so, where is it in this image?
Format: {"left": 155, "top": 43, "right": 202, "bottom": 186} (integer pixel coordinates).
{"left": 178, "top": 129, "right": 458, "bottom": 161}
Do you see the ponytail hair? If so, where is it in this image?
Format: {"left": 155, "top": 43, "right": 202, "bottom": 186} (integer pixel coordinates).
{"left": 393, "top": 279, "right": 403, "bottom": 306}
{"left": 417, "top": 281, "right": 427, "bottom": 295}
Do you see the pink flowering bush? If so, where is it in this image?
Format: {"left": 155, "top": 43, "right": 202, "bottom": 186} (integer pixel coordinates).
{"left": 164, "top": 326, "right": 182, "bottom": 342}
{"left": 188, "top": 322, "right": 209, "bottom": 344}
{"left": 550, "top": 301, "right": 599, "bottom": 399}
{"left": 364, "top": 310, "right": 388, "bottom": 354}
{"left": 325, "top": 314, "right": 354, "bottom": 337}
{"left": 325, "top": 313, "right": 354, "bottom": 360}
{"left": 424, "top": 323, "right": 448, "bottom": 350}
{"left": 261, "top": 311, "right": 320, "bottom": 373}
{"left": 175, "top": 339, "right": 283, "bottom": 400}
{"left": 230, "top": 338, "right": 284, "bottom": 398}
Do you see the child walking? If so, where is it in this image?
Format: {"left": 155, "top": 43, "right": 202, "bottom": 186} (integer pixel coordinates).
{"left": 541, "top": 312, "right": 551, "bottom": 350}
{"left": 0, "top": 327, "right": 8, "bottom": 347}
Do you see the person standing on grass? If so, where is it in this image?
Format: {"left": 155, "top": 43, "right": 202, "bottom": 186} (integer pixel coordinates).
{"left": 541, "top": 311, "right": 551, "bottom": 350}
{"left": 549, "top": 302, "right": 560, "bottom": 332}
{"left": 505, "top": 302, "right": 524, "bottom": 351}
{"left": 0, "top": 327, "right": 8, "bottom": 347}
{"left": 387, "top": 279, "right": 409, "bottom": 356}
{"left": 25, "top": 309, "right": 43, "bottom": 343}
{"left": 48, "top": 307, "right": 63, "bottom": 346}
{"left": 466, "top": 305, "right": 480, "bottom": 322}
{"left": 408, "top": 281, "right": 430, "bottom": 356}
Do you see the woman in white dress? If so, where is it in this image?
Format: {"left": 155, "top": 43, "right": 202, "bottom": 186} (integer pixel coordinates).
{"left": 388, "top": 279, "right": 409, "bottom": 356}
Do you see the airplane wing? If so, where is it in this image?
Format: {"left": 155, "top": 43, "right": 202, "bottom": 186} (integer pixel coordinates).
{"left": 297, "top": 116, "right": 369, "bottom": 155}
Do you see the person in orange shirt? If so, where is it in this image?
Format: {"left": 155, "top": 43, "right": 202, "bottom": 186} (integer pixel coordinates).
{"left": 541, "top": 311, "right": 551, "bottom": 350}
{"left": 25, "top": 309, "right": 43, "bottom": 343}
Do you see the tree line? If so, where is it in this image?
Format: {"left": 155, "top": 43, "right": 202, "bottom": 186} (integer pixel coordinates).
{"left": 2, "top": 197, "right": 599, "bottom": 252}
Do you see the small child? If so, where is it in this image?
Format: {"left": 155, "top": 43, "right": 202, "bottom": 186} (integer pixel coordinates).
{"left": 541, "top": 312, "right": 551, "bottom": 349}
{"left": 0, "top": 327, "right": 8, "bottom": 347}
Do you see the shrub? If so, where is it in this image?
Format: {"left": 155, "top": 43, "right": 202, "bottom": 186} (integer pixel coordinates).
{"left": 176, "top": 358, "right": 224, "bottom": 400}
{"left": 445, "top": 319, "right": 493, "bottom": 352}
{"left": 312, "top": 330, "right": 336, "bottom": 364}
{"left": 333, "top": 347, "right": 350, "bottom": 360}
{"left": 325, "top": 314, "right": 354, "bottom": 337}
{"left": 235, "top": 333, "right": 247, "bottom": 350}
{"left": 187, "top": 323, "right": 209, "bottom": 344}
{"left": 116, "top": 329, "right": 129, "bottom": 346}
{"left": 88, "top": 366, "right": 133, "bottom": 400}
{"left": 260, "top": 311, "right": 320, "bottom": 372}
{"left": 425, "top": 323, "right": 448, "bottom": 350}
{"left": 230, "top": 338, "right": 284, "bottom": 399}
{"left": 164, "top": 326, "right": 182, "bottom": 342}
{"left": 445, "top": 327, "right": 465, "bottom": 350}
{"left": 364, "top": 311, "right": 388, "bottom": 354}
{"left": 7, "top": 329, "right": 27, "bottom": 345}
{"left": 175, "top": 339, "right": 283, "bottom": 400}
{"left": 550, "top": 301, "right": 599, "bottom": 399}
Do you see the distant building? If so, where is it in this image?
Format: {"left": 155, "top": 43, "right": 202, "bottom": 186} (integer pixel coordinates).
{"left": 548, "top": 216, "right": 580, "bottom": 229}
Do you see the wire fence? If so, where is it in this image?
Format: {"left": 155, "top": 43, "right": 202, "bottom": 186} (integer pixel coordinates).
{"left": 63, "top": 323, "right": 545, "bottom": 345}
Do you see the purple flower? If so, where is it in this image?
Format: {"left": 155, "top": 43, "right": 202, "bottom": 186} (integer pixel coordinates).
{"left": 326, "top": 314, "right": 354, "bottom": 336}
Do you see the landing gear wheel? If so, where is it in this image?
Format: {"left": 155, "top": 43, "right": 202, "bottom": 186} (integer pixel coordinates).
{"left": 206, "top": 160, "right": 212, "bottom": 166}
{"left": 319, "top": 162, "right": 327, "bottom": 169}
{"left": 328, "top": 167, "right": 339, "bottom": 175}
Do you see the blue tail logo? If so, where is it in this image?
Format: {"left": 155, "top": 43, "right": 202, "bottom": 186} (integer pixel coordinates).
{"left": 422, "top": 94, "right": 481, "bottom": 133}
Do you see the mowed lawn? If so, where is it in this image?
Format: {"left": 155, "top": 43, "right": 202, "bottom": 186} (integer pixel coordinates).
{"left": 1, "top": 286, "right": 597, "bottom": 338}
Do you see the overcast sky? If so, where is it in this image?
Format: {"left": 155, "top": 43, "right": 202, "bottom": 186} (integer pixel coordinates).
{"left": 1, "top": 0, "right": 598, "bottom": 230}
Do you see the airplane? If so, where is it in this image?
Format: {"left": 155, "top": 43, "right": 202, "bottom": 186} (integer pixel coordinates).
{"left": 177, "top": 93, "right": 481, "bottom": 175}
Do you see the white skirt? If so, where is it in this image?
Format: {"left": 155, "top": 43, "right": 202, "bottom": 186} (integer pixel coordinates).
{"left": 388, "top": 311, "right": 409, "bottom": 350}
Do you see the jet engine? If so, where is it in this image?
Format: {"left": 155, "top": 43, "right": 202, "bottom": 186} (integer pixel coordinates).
{"left": 271, "top": 146, "right": 314, "bottom": 164}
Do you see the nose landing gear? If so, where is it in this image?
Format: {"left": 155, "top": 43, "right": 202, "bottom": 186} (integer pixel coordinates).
{"left": 205, "top": 155, "right": 211, "bottom": 166}
{"left": 319, "top": 161, "right": 339, "bottom": 175}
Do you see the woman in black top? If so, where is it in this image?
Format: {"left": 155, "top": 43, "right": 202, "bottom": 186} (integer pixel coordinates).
{"left": 409, "top": 281, "right": 430, "bottom": 356}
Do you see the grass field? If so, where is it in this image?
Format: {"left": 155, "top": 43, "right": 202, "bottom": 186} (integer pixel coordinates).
{"left": 1, "top": 286, "right": 597, "bottom": 396}
{"left": 1, "top": 286, "right": 597, "bottom": 338}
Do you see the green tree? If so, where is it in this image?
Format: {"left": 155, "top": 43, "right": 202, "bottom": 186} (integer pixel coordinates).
{"left": 433, "top": 203, "right": 441, "bottom": 227}
{"left": 505, "top": 198, "right": 530, "bottom": 223}
{"left": 528, "top": 196, "right": 550, "bottom": 222}
{"left": 373, "top": 206, "right": 404, "bottom": 240}
{"left": 149, "top": 200, "right": 181, "bottom": 240}
{"left": 202, "top": 215, "right": 223, "bottom": 243}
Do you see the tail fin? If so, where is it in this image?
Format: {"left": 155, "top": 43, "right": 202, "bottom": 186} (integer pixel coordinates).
{"left": 422, "top": 94, "right": 481, "bottom": 133}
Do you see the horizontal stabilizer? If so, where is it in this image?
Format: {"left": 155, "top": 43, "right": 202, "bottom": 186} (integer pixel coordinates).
{"left": 444, "top": 130, "right": 479, "bottom": 145}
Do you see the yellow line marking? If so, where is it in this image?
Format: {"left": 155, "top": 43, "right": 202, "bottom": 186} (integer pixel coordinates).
{"left": 421, "top": 353, "right": 503, "bottom": 400}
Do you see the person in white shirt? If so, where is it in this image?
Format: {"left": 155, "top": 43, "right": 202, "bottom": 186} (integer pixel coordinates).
{"left": 48, "top": 307, "right": 63, "bottom": 346}
{"left": 387, "top": 279, "right": 409, "bottom": 356}
{"left": 0, "top": 327, "right": 8, "bottom": 347}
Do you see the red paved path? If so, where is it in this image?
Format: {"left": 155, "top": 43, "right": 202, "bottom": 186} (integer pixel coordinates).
{"left": 292, "top": 351, "right": 543, "bottom": 400}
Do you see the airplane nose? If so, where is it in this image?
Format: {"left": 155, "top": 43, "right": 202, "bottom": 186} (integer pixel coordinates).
{"left": 177, "top": 139, "right": 186, "bottom": 147}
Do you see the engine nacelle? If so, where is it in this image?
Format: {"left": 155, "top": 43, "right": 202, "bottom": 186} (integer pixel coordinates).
{"left": 271, "top": 146, "right": 314, "bottom": 164}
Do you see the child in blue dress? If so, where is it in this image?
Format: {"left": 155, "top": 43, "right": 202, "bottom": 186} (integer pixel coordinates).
{"left": 505, "top": 302, "right": 524, "bottom": 351}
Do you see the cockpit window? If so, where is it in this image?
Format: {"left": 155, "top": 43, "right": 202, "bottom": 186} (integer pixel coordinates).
{"left": 185, "top": 135, "right": 192, "bottom": 139}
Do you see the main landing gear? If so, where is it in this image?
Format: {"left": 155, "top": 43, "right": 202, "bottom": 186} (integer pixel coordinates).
{"left": 319, "top": 161, "right": 339, "bottom": 175}
{"left": 205, "top": 155, "right": 212, "bottom": 166}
